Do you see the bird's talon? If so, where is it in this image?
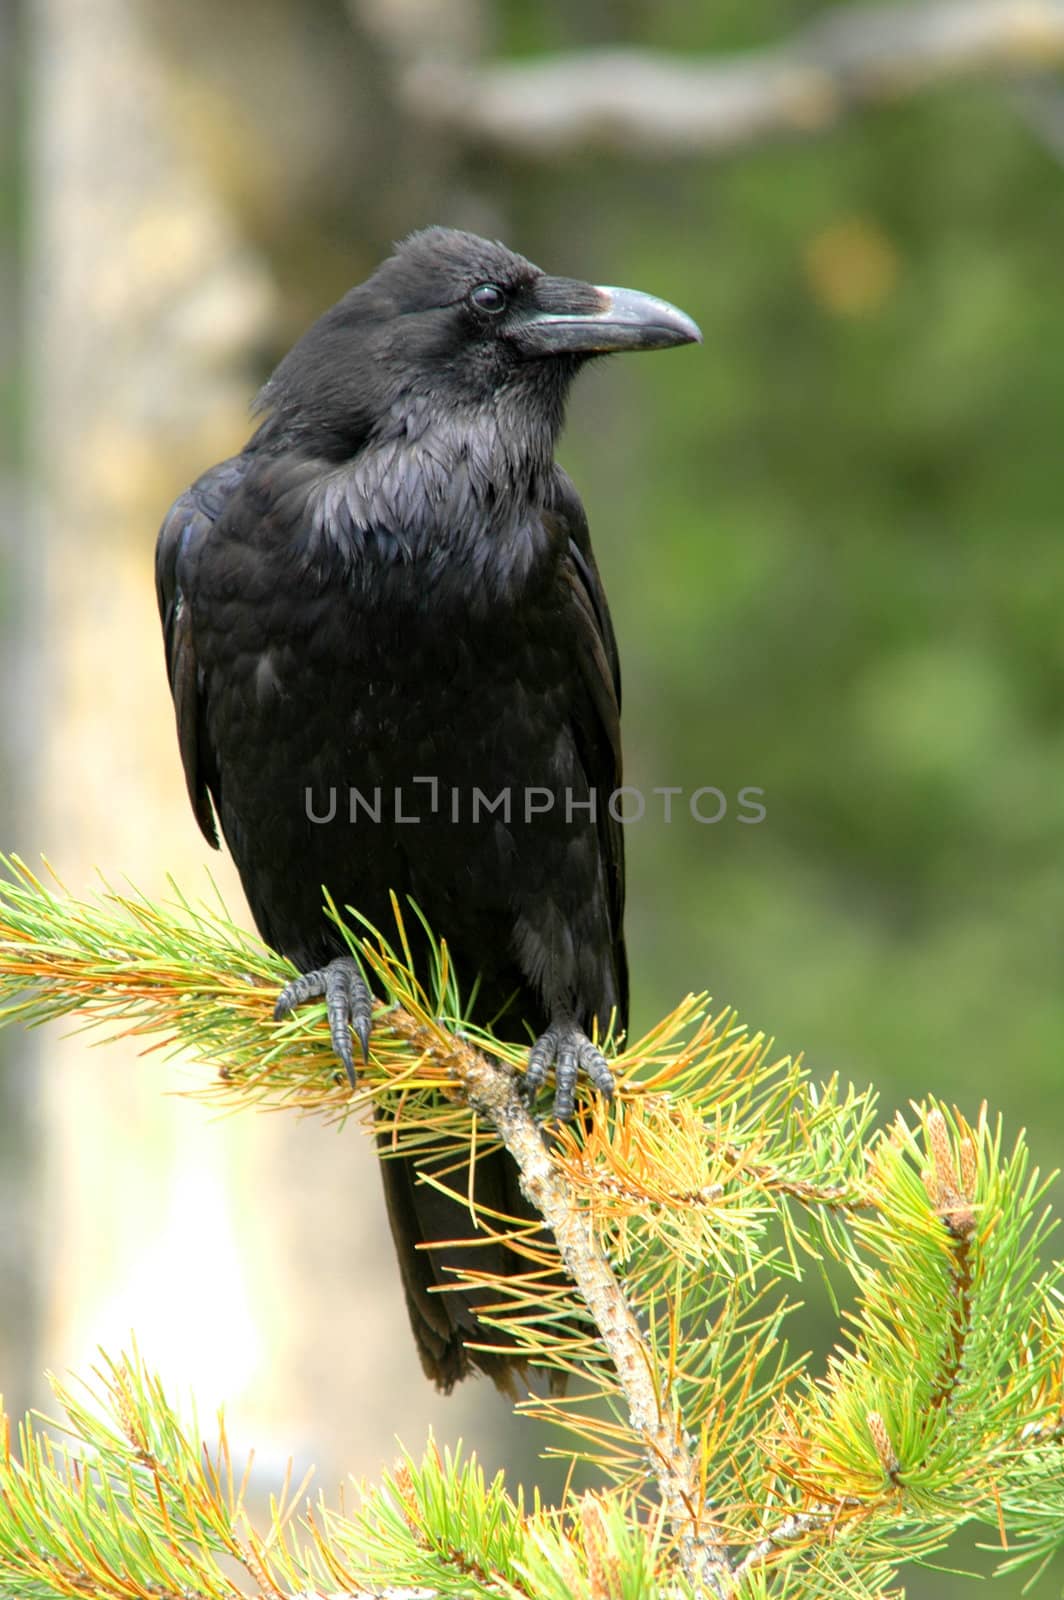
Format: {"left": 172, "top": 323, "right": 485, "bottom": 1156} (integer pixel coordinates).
{"left": 273, "top": 955, "right": 373, "bottom": 1088}
{"left": 524, "top": 1020, "right": 615, "bottom": 1121}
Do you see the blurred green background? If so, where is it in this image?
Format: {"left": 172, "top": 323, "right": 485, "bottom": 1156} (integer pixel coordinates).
{"left": 4, "top": 0, "right": 1064, "bottom": 1594}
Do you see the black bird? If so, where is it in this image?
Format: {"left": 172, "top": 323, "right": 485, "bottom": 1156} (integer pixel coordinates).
{"left": 156, "top": 228, "right": 700, "bottom": 1390}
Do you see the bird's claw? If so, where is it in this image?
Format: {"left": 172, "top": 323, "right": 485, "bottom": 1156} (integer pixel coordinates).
{"left": 524, "top": 1019, "right": 614, "bottom": 1122}
{"left": 274, "top": 956, "right": 373, "bottom": 1087}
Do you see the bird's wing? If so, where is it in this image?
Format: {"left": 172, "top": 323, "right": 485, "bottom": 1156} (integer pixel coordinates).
{"left": 553, "top": 466, "right": 622, "bottom": 711}
{"left": 155, "top": 455, "right": 250, "bottom": 848}
{"left": 549, "top": 468, "right": 629, "bottom": 1033}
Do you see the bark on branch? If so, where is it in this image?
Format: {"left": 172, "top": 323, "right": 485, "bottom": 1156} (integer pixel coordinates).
{"left": 386, "top": 1008, "right": 735, "bottom": 1599}
{"left": 400, "top": 0, "right": 1064, "bottom": 158}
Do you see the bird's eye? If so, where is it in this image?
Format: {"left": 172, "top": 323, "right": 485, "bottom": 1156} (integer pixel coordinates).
{"left": 470, "top": 282, "right": 507, "bottom": 315}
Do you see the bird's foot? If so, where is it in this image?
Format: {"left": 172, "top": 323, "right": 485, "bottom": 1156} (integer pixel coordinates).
{"left": 524, "top": 1019, "right": 615, "bottom": 1122}
{"left": 273, "top": 956, "right": 372, "bottom": 1088}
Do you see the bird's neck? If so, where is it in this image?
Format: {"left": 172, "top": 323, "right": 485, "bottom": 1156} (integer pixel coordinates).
{"left": 303, "top": 393, "right": 563, "bottom": 582}
{"left": 379, "top": 387, "right": 561, "bottom": 509}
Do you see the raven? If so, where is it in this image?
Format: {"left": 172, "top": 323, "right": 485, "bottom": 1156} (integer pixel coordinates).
{"left": 156, "top": 228, "right": 700, "bottom": 1390}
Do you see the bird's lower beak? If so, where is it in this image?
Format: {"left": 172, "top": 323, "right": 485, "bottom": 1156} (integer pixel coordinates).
{"left": 515, "top": 281, "right": 702, "bottom": 356}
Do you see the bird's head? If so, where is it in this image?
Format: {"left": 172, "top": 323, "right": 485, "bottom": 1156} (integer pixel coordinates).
{"left": 256, "top": 229, "right": 700, "bottom": 462}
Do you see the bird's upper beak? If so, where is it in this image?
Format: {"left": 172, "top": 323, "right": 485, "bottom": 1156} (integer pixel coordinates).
{"left": 514, "top": 277, "right": 702, "bottom": 357}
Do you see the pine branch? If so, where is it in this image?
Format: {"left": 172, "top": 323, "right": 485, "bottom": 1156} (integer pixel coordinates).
{"left": 380, "top": 1008, "right": 732, "bottom": 1598}
{"left": 3, "top": 853, "right": 1064, "bottom": 1596}
{"left": 398, "top": 0, "right": 1064, "bottom": 160}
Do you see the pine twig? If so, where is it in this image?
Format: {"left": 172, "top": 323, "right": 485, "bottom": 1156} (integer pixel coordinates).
{"left": 384, "top": 1006, "right": 735, "bottom": 1600}
{"left": 731, "top": 1498, "right": 863, "bottom": 1581}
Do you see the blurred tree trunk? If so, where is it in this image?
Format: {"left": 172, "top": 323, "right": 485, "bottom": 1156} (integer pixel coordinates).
{"left": 0, "top": 0, "right": 40, "bottom": 1422}
{"left": 23, "top": 0, "right": 512, "bottom": 1487}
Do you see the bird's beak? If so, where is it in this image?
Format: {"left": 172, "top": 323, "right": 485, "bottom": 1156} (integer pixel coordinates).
{"left": 514, "top": 279, "right": 702, "bottom": 356}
